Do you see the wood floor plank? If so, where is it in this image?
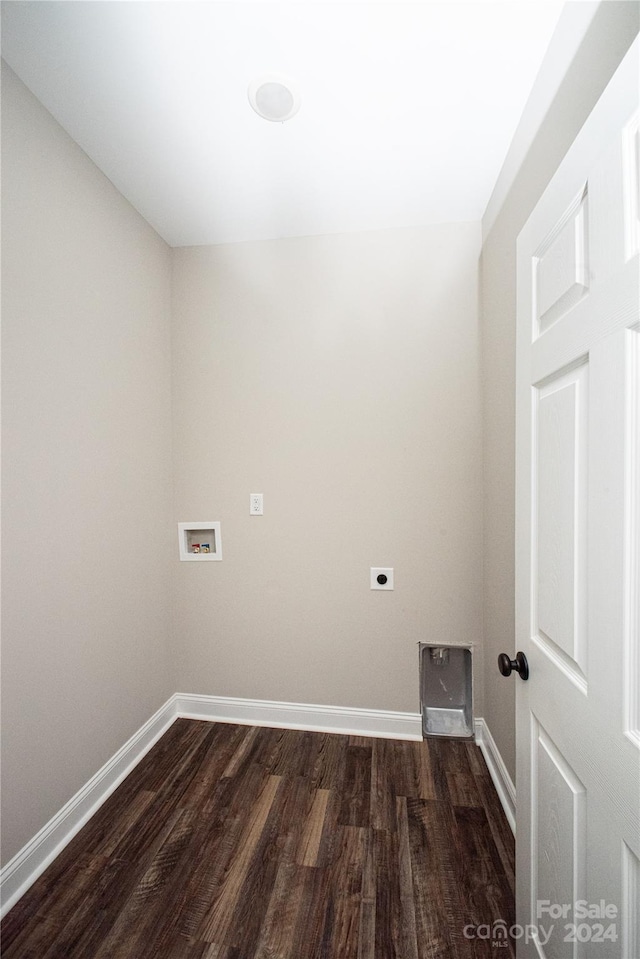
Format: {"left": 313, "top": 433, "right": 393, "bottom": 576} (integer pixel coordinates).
{"left": 318, "top": 825, "right": 364, "bottom": 959}
{"left": 451, "top": 804, "right": 505, "bottom": 866}
{"left": 287, "top": 862, "right": 332, "bottom": 958}
{"left": 464, "top": 739, "right": 487, "bottom": 777}
{"left": 388, "top": 738, "right": 414, "bottom": 797}
{"left": 411, "top": 741, "right": 438, "bottom": 800}
{"left": 419, "top": 737, "right": 452, "bottom": 802}
{"left": 474, "top": 770, "right": 516, "bottom": 891}
{"left": 293, "top": 772, "right": 339, "bottom": 872}
{"left": 2, "top": 721, "right": 515, "bottom": 959}
{"left": 446, "top": 769, "right": 483, "bottom": 808}
{"left": 226, "top": 774, "right": 312, "bottom": 956}
{"left": 436, "top": 738, "right": 473, "bottom": 774}
{"left": 220, "top": 725, "right": 261, "bottom": 779}
{"left": 260, "top": 728, "right": 315, "bottom": 780}
{"left": 253, "top": 862, "right": 308, "bottom": 959}
{"left": 338, "top": 745, "right": 372, "bottom": 828}
{"left": 278, "top": 775, "right": 316, "bottom": 865}
{"left": 181, "top": 723, "right": 251, "bottom": 811}
{"left": 1, "top": 914, "right": 63, "bottom": 959}
{"left": 93, "top": 808, "right": 195, "bottom": 959}
{"left": 357, "top": 827, "right": 376, "bottom": 959}
{"left": 121, "top": 719, "right": 213, "bottom": 800}
{"left": 407, "top": 798, "right": 461, "bottom": 959}
{"left": 296, "top": 787, "right": 330, "bottom": 866}
{"left": 169, "top": 764, "right": 270, "bottom": 944}
{"left": 373, "top": 826, "right": 401, "bottom": 959}
{"left": 451, "top": 806, "right": 515, "bottom": 957}
{"left": 200, "top": 775, "right": 281, "bottom": 943}
{"left": 396, "top": 796, "right": 420, "bottom": 959}
{"left": 369, "top": 738, "right": 397, "bottom": 832}
{"left": 309, "top": 731, "right": 347, "bottom": 791}
{"left": 93, "top": 788, "right": 157, "bottom": 858}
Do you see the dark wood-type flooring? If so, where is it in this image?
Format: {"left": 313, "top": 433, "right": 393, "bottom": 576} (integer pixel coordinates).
{"left": 2, "top": 720, "right": 515, "bottom": 959}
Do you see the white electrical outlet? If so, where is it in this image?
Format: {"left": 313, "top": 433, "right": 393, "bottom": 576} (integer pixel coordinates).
{"left": 250, "top": 493, "right": 263, "bottom": 515}
{"left": 370, "top": 568, "right": 394, "bottom": 590}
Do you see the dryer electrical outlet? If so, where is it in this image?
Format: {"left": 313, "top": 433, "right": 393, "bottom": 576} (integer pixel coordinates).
{"left": 370, "top": 568, "right": 394, "bottom": 590}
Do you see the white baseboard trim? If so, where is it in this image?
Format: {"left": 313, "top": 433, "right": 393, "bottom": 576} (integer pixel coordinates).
{"left": 176, "top": 692, "right": 423, "bottom": 741}
{"left": 474, "top": 717, "right": 516, "bottom": 835}
{"left": 0, "top": 695, "right": 178, "bottom": 919}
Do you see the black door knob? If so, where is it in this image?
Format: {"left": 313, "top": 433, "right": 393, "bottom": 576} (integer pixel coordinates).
{"left": 498, "top": 651, "right": 529, "bottom": 681}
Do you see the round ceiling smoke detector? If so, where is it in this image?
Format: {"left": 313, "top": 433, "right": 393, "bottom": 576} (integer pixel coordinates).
{"left": 248, "top": 75, "right": 300, "bottom": 122}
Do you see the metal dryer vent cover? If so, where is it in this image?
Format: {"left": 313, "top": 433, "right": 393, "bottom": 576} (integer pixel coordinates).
{"left": 248, "top": 75, "right": 300, "bottom": 122}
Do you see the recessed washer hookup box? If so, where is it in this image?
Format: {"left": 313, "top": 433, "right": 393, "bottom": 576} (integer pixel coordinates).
{"left": 419, "top": 643, "right": 473, "bottom": 740}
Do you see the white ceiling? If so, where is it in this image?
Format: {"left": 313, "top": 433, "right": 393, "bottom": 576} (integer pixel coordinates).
{"left": 1, "top": 0, "right": 566, "bottom": 247}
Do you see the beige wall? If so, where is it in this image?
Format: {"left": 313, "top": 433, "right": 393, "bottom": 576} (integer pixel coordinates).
{"left": 171, "top": 225, "right": 483, "bottom": 715}
{"left": 2, "top": 60, "right": 483, "bottom": 872}
{"left": 1, "top": 65, "right": 174, "bottom": 865}
{"left": 480, "top": 1, "right": 639, "bottom": 782}
{"left": 7, "top": 0, "right": 634, "bottom": 870}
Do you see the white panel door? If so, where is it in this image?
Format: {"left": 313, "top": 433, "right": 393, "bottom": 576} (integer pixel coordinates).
{"left": 515, "top": 37, "right": 640, "bottom": 959}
